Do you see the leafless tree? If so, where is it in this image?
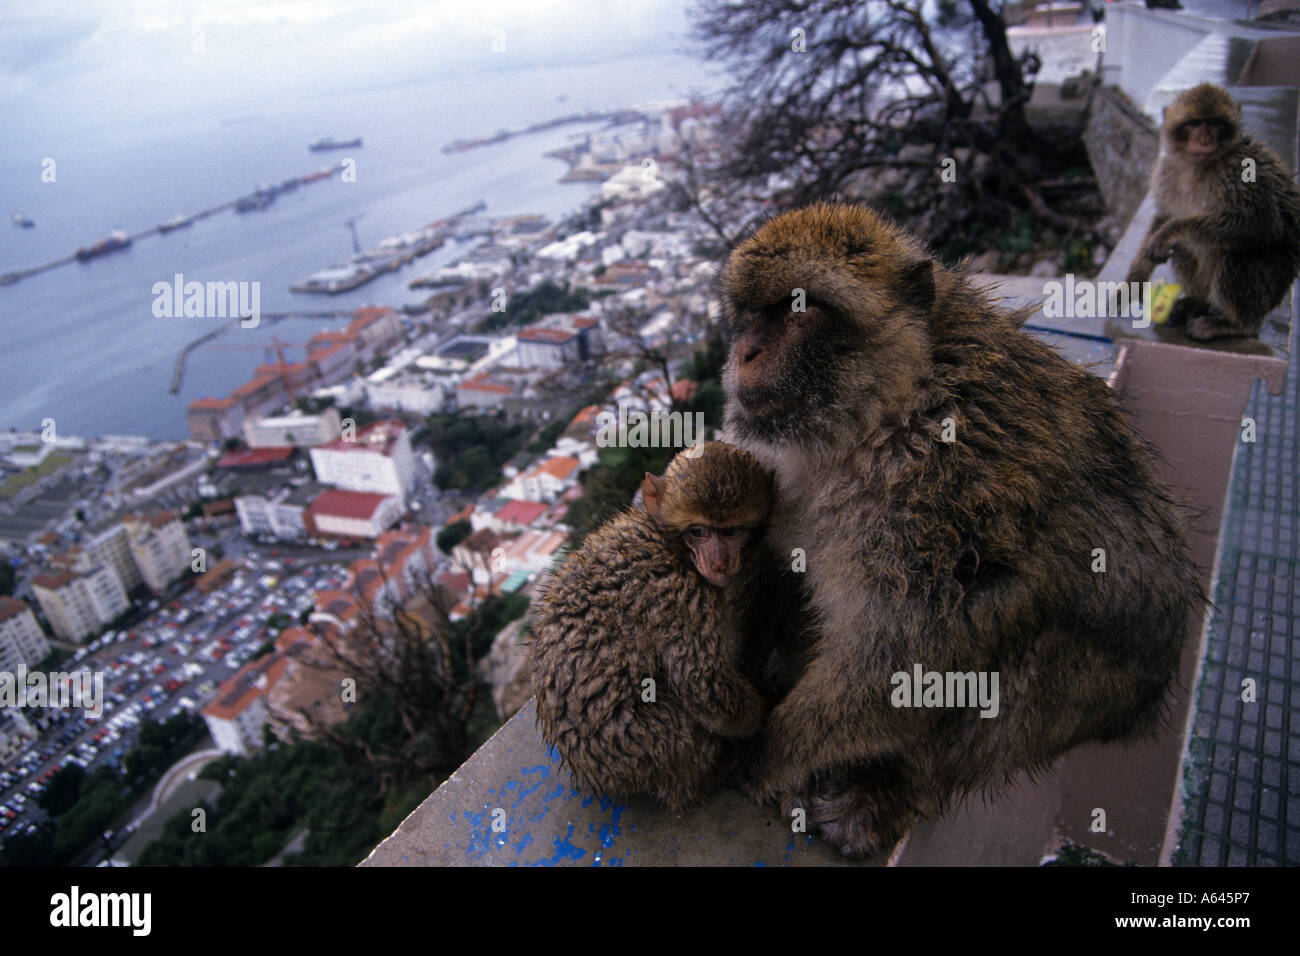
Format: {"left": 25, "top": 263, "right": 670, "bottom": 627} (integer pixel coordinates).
{"left": 689, "top": 0, "right": 1101, "bottom": 257}
{"left": 274, "top": 564, "right": 480, "bottom": 795}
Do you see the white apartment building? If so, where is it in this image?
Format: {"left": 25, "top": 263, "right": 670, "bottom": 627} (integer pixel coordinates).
{"left": 309, "top": 419, "right": 415, "bottom": 501}
{"left": 124, "top": 513, "right": 192, "bottom": 593}
{"left": 77, "top": 524, "right": 142, "bottom": 592}
{"left": 31, "top": 566, "right": 129, "bottom": 643}
{"left": 201, "top": 653, "right": 293, "bottom": 756}
{"left": 0, "top": 597, "right": 50, "bottom": 671}
{"left": 234, "top": 483, "right": 320, "bottom": 540}
{"left": 501, "top": 456, "right": 580, "bottom": 503}
{"left": 0, "top": 708, "right": 36, "bottom": 765}
{"left": 243, "top": 408, "right": 343, "bottom": 448}
{"left": 306, "top": 490, "right": 404, "bottom": 540}
{"left": 366, "top": 373, "right": 448, "bottom": 416}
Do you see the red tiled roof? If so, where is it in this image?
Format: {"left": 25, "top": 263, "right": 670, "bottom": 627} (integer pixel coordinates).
{"left": 571, "top": 404, "right": 600, "bottom": 426}
{"left": 517, "top": 327, "right": 574, "bottom": 344}
{"left": 0, "top": 597, "right": 32, "bottom": 623}
{"left": 128, "top": 510, "right": 177, "bottom": 529}
{"left": 202, "top": 653, "right": 293, "bottom": 721}
{"left": 231, "top": 374, "right": 279, "bottom": 398}
{"left": 31, "top": 569, "right": 77, "bottom": 590}
{"left": 348, "top": 306, "right": 396, "bottom": 334}
{"left": 537, "top": 456, "right": 579, "bottom": 480}
{"left": 189, "top": 397, "right": 237, "bottom": 411}
{"left": 458, "top": 375, "right": 511, "bottom": 395}
{"left": 216, "top": 446, "right": 294, "bottom": 468}
{"left": 307, "top": 490, "right": 392, "bottom": 520}
{"left": 496, "top": 499, "right": 548, "bottom": 526}
{"left": 309, "top": 342, "right": 349, "bottom": 363}
{"left": 255, "top": 361, "right": 308, "bottom": 377}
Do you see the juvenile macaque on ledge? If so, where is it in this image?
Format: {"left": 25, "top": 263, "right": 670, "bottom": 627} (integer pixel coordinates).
{"left": 529, "top": 441, "right": 774, "bottom": 812}
{"left": 1126, "top": 82, "right": 1300, "bottom": 341}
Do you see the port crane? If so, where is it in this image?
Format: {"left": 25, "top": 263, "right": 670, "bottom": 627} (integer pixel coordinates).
{"left": 211, "top": 336, "right": 313, "bottom": 402}
{"left": 344, "top": 214, "right": 365, "bottom": 254}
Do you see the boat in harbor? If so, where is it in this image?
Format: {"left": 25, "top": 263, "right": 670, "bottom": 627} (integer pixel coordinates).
{"left": 11, "top": 211, "right": 34, "bottom": 228}
{"left": 75, "top": 231, "right": 132, "bottom": 261}
{"left": 309, "top": 136, "right": 362, "bottom": 151}
{"left": 234, "top": 186, "right": 277, "bottom": 213}
{"left": 158, "top": 213, "right": 194, "bottom": 233}
{"left": 291, "top": 226, "right": 445, "bottom": 294}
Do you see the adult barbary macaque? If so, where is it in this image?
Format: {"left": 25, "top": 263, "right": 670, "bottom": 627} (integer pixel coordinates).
{"left": 1126, "top": 82, "right": 1300, "bottom": 340}
{"left": 722, "top": 202, "right": 1205, "bottom": 857}
{"left": 530, "top": 441, "right": 772, "bottom": 811}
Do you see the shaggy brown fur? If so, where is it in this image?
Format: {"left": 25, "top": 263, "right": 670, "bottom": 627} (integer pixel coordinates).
{"left": 721, "top": 202, "right": 1207, "bottom": 857}
{"left": 1126, "top": 83, "right": 1300, "bottom": 340}
{"left": 529, "top": 442, "right": 772, "bottom": 811}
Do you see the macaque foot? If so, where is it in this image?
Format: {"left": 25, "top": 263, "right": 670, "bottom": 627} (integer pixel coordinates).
{"left": 807, "top": 783, "right": 911, "bottom": 860}
{"left": 1165, "top": 296, "right": 1207, "bottom": 327}
{"left": 1186, "top": 312, "right": 1246, "bottom": 341}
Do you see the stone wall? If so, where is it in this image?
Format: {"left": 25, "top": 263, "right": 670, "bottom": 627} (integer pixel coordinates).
{"left": 1082, "top": 85, "right": 1159, "bottom": 241}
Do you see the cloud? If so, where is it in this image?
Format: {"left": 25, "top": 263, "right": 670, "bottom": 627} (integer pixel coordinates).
{"left": 0, "top": 0, "right": 694, "bottom": 124}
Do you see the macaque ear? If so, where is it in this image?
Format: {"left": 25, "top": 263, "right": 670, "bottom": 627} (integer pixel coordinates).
{"left": 900, "top": 258, "right": 935, "bottom": 313}
{"left": 641, "top": 472, "right": 665, "bottom": 519}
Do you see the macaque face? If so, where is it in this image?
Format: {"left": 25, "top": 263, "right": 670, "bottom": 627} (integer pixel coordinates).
{"left": 728, "top": 299, "right": 849, "bottom": 433}
{"left": 1181, "top": 118, "right": 1229, "bottom": 156}
{"left": 683, "top": 525, "right": 751, "bottom": 588}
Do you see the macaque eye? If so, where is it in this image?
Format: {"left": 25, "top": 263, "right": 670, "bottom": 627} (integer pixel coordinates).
{"left": 720, "top": 528, "right": 746, "bottom": 539}
{"left": 686, "top": 526, "right": 711, "bottom": 540}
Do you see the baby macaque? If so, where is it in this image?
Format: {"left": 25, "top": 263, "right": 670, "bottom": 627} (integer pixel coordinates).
{"left": 529, "top": 441, "right": 772, "bottom": 811}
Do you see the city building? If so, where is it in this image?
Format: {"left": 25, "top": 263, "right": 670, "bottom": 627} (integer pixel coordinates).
{"left": 31, "top": 567, "right": 129, "bottom": 643}
{"left": 365, "top": 369, "right": 448, "bottom": 416}
{"left": 186, "top": 397, "right": 243, "bottom": 443}
{"left": 501, "top": 455, "right": 581, "bottom": 503}
{"left": 77, "top": 524, "right": 143, "bottom": 593}
{"left": 201, "top": 650, "right": 296, "bottom": 756}
{"left": 243, "top": 408, "right": 343, "bottom": 448}
{"left": 124, "top": 512, "right": 192, "bottom": 593}
{"left": 234, "top": 482, "right": 324, "bottom": 540}
{"left": 0, "top": 708, "right": 36, "bottom": 765}
{"left": 455, "top": 374, "right": 514, "bottom": 409}
{"left": 512, "top": 315, "right": 602, "bottom": 370}
{"left": 347, "top": 306, "right": 404, "bottom": 355}
{"left": 0, "top": 597, "right": 50, "bottom": 672}
{"left": 265, "top": 628, "right": 350, "bottom": 742}
{"left": 306, "top": 490, "right": 404, "bottom": 540}
{"left": 309, "top": 419, "right": 415, "bottom": 500}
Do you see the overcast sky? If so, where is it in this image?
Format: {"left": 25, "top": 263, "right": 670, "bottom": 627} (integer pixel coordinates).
{"left": 1, "top": 1, "right": 697, "bottom": 131}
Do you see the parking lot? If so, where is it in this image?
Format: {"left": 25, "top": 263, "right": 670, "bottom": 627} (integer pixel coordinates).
{"left": 0, "top": 555, "right": 350, "bottom": 842}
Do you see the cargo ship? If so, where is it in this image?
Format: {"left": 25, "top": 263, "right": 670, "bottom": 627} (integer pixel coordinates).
{"left": 158, "top": 213, "right": 194, "bottom": 233}
{"left": 234, "top": 187, "right": 276, "bottom": 213}
{"left": 75, "top": 231, "right": 132, "bottom": 261}
{"left": 10, "top": 211, "right": 34, "bottom": 228}
{"left": 300, "top": 166, "right": 335, "bottom": 184}
{"left": 309, "top": 136, "right": 362, "bottom": 151}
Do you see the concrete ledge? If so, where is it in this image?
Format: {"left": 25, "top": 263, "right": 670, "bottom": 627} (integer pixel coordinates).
{"left": 361, "top": 699, "right": 876, "bottom": 867}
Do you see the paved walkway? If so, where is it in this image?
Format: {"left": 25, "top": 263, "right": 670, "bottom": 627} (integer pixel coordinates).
{"left": 1175, "top": 294, "right": 1300, "bottom": 866}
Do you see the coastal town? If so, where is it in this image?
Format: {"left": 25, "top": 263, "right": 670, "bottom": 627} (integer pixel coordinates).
{"left": 0, "top": 99, "right": 737, "bottom": 863}
{"left": 3, "top": 0, "right": 1297, "bottom": 878}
